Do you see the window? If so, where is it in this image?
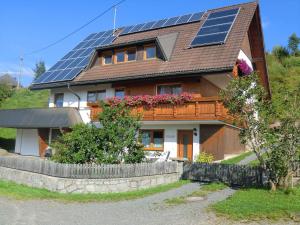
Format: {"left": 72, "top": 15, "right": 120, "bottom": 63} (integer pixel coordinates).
{"left": 157, "top": 84, "right": 182, "bottom": 95}
{"left": 115, "top": 89, "right": 125, "bottom": 99}
{"left": 102, "top": 51, "right": 113, "bottom": 65}
{"left": 144, "top": 45, "right": 156, "bottom": 59}
{"left": 87, "top": 90, "right": 106, "bottom": 103}
{"left": 116, "top": 50, "right": 125, "bottom": 63}
{"left": 54, "top": 93, "right": 64, "bottom": 107}
{"left": 140, "top": 130, "right": 164, "bottom": 151}
{"left": 127, "top": 48, "right": 136, "bottom": 61}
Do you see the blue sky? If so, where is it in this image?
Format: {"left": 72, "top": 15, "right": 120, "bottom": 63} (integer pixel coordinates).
{"left": 1, "top": 0, "right": 299, "bottom": 87}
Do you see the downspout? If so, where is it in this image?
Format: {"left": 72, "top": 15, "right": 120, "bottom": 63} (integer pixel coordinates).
{"left": 67, "top": 83, "right": 81, "bottom": 109}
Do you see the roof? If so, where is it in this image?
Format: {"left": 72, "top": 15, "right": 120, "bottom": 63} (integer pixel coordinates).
{"left": 0, "top": 108, "right": 83, "bottom": 128}
{"left": 0, "top": 74, "right": 18, "bottom": 87}
{"left": 30, "top": 1, "right": 259, "bottom": 89}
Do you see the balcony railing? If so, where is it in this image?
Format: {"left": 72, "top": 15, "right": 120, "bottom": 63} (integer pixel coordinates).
{"left": 88, "top": 96, "right": 234, "bottom": 123}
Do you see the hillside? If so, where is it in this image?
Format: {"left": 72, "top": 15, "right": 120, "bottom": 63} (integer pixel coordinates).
{"left": 0, "top": 88, "right": 49, "bottom": 150}
{"left": 266, "top": 54, "right": 300, "bottom": 114}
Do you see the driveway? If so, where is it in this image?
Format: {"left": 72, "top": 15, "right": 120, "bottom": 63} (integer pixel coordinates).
{"left": 0, "top": 183, "right": 297, "bottom": 225}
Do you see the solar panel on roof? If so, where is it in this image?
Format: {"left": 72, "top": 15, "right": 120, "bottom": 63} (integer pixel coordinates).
{"left": 120, "top": 11, "right": 204, "bottom": 36}
{"left": 33, "top": 30, "right": 117, "bottom": 85}
{"left": 164, "top": 16, "right": 180, "bottom": 26}
{"left": 190, "top": 8, "right": 239, "bottom": 47}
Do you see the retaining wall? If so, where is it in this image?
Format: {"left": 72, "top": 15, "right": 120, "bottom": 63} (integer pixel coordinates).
{"left": 0, "top": 166, "right": 181, "bottom": 193}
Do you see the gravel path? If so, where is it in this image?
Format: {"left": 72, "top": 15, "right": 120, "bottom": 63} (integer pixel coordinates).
{"left": 0, "top": 183, "right": 297, "bottom": 225}
{"left": 237, "top": 152, "right": 257, "bottom": 165}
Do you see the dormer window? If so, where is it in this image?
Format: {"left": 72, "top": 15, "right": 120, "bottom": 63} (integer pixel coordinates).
{"left": 127, "top": 48, "right": 137, "bottom": 61}
{"left": 144, "top": 45, "right": 156, "bottom": 59}
{"left": 102, "top": 51, "right": 113, "bottom": 65}
{"left": 115, "top": 50, "right": 125, "bottom": 63}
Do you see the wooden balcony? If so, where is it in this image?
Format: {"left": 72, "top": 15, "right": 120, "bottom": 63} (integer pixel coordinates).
{"left": 88, "top": 96, "right": 234, "bottom": 123}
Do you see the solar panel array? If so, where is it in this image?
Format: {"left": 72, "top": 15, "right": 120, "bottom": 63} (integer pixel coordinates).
{"left": 33, "top": 30, "right": 116, "bottom": 84}
{"left": 120, "top": 12, "right": 205, "bottom": 36}
{"left": 190, "top": 8, "right": 239, "bottom": 47}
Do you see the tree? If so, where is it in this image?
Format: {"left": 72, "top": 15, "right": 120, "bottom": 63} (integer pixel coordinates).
{"left": 220, "top": 73, "right": 300, "bottom": 190}
{"left": 98, "top": 102, "right": 144, "bottom": 164}
{"left": 52, "top": 103, "right": 145, "bottom": 164}
{"left": 0, "top": 84, "right": 14, "bottom": 105}
{"left": 272, "top": 45, "right": 289, "bottom": 62}
{"left": 220, "top": 73, "right": 272, "bottom": 168}
{"left": 33, "top": 61, "right": 46, "bottom": 78}
{"left": 288, "top": 33, "right": 300, "bottom": 56}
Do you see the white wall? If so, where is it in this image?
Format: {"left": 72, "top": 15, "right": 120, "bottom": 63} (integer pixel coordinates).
{"left": 15, "top": 129, "right": 39, "bottom": 156}
{"left": 141, "top": 124, "right": 200, "bottom": 160}
{"left": 49, "top": 83, "right": 116, "bottom": 124}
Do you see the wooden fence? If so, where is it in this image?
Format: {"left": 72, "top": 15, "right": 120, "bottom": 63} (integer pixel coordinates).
{"left": 182, "top": 163, "right": 268, "bottom": 187}
{"left": 0, "top": 156, "right": 179, "bottom": 179}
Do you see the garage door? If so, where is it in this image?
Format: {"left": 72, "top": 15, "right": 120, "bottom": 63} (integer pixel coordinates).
{"left": 16, "top": 129, "right": 39, "bottom": 156}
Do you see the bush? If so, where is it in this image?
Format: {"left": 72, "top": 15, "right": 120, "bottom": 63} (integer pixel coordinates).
{"left": 195, "top": 152, "right": 214, "bottom": 163}
{"left": 0, "top": 84, "right": 13, "bottom": 105}
{"left": 52, "top": 103, "right": 145, "bottom": 164}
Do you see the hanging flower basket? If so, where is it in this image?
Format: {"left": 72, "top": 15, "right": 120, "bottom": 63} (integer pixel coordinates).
{"left": 237, "top": 59, "right": 253, "bottom": 76}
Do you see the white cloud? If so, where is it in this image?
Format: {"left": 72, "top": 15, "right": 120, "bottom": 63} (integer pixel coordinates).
{"left": 0, "top": 62, "right": 34, "bottom": 79}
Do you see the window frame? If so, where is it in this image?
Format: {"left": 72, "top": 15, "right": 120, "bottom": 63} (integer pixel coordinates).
{"left": 114, "top": 49, "right": 126, "bottom": 64}
{"left": 115, "top": 88, "right": 125, "bottom": 99}
{"left": 102, "top": 50, "right": 113, "bottom": 65}
{"left": 143, "top": 44, "right": 156, "bottom": 60}
{"left": 126, "top": 47, "right": 137, "bottom": 62}
{"left": 140, "top": 129, "right": 164, "bottom": 151}
{"left": 87, "top": 90, "right": 106, "bottom": 103}
{"left": 156, "top": 83, "right": 182, "bottom": 95}
{"left": 54, "top": 93, "right": 64, "bottom": 108}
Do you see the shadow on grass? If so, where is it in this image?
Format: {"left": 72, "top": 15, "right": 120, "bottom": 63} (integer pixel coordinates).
{"left": 0, "top": 137, "right": 15, "bottom": 152}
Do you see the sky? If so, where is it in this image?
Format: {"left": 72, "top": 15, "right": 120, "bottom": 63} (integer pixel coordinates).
{"left": 0, "top": 0, "right": 299, "bottom": 87}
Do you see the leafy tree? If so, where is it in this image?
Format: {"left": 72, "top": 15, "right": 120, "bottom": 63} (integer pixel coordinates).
{"left": 98, "top": 102, "right": 144, "bottom": 164}
{"left": 33, "top": 61, "right": 46, "bottom": 78}
{"left": 272, "top": 45, "right": 289, "bottom": 62}
{"left": 52, "top": 103, "right": 144, "bottom": 164}
{"left": 288, "top": 33, "right": 300, "bottom": 56}
{"left": 220, "top": 73, "right": 272, "bottom": 168}
{"left": 220, "top": 73, "right": 300, "bottom": 190}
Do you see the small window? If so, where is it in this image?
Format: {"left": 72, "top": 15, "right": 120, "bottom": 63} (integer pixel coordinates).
{"left": 115, "top": 89, "right": 125, "bottom": 99}
{"left": 140, "top": 130, "right": 164, "bottom": 151}
{"left": 87, "top": 90, "right": 106, "bottom": 103}
{"left": 116, "top": 51, "right": 125, "bottom": 63}
{"left": 102, "top": 51, "right": 113, "bottom": 65}
{"left": 54, "top": 93, "right": 64, "bottom": 108}
{"left": 127, "top": 48, "right": 136, "bottom": 61}
{"left": 157, "top": 84, "right": 182, "bottom": 95}
{"left": 144, "top": 45, "right": 156, "bottom": 59}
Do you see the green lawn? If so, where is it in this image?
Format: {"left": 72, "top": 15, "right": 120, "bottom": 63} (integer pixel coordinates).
{"left": 0, "top": 88, "right": 49, "bottom": 151}
{"left": 212, "top": 186, "right": 300, "bottom": 220}
{"left": 164, "top": 182, "right": 227, "bottom": 205}
{"left": 0, "top": 179, "right": 189, "bottom": 203}
{"left": 221, "top": 151, "right": 253, "bottom": 164}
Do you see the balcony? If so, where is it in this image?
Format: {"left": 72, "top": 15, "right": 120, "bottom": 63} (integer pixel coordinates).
{"left": 88, "top": 96, "right": 234, "bottom": 123}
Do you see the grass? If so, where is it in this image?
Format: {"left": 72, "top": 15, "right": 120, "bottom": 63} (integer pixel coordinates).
{"left": 211, "top": 186, "right": 300, "bottom": 220}
{"left": 0, "top": 179, "right": 189, "bottom": 203}
{"left": 164, "top": 182, "right": 227, "bottom": 206}
{"left": 221, "top": 151, "right": 253, "bottom": 165}
{"left": 249, "top": 152, "right": 268, "bottom": 166}
{"left": 0, "top": 88, "right": 49, "bottom": 150}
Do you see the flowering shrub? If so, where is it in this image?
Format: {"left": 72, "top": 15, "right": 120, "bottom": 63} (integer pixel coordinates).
{"left": 106, "top": 92, "right": 193, "bottom": 107}
{"left": 237, "top": 59, "right": 253, "bottom": 76}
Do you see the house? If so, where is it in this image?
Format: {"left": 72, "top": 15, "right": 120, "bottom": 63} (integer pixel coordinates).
{"left": 0, "top": 1, "right": 270, "bottom": 161}
{"left": 0, "top": 74, "right": 18, "bottom": 88}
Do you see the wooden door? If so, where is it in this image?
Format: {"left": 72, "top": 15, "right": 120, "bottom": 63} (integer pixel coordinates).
{"left": 177, "top": 130, "right": 193, "bottom": 161}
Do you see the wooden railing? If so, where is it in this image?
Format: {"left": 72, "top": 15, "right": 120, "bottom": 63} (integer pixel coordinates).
{"left": 88, "top": 96, "right": 234, "bottom": 123}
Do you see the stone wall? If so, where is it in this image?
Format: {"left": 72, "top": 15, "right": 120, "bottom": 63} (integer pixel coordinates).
{"left": 0, "top": 166, "right": 181, "bottom": 193}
